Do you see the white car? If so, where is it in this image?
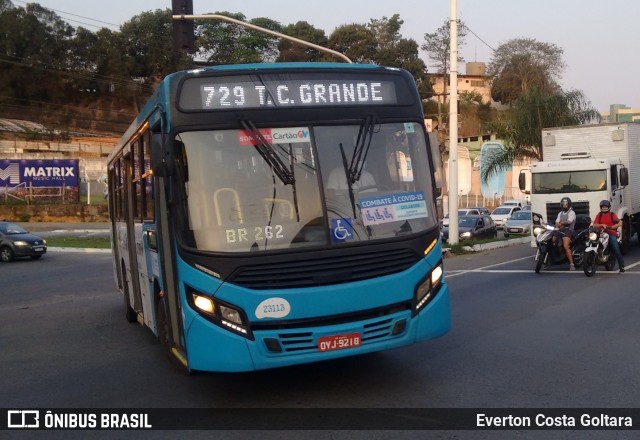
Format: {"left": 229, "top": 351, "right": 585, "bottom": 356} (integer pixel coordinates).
{"left": 490, "top": 205, "right": 521, "bottom": 229}
{"left": 500, "top": 199, "right": 529, "bottom": 208}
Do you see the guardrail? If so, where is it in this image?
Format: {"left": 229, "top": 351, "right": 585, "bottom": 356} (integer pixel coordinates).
{"left": 0, "top": 139, "right": 114, "bottom": 157}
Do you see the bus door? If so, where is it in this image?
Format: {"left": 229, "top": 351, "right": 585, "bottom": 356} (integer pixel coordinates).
{"left": 133, "top": 136, "right": 156, "bottom": 329}
{"left": 123, "top": 152, "right": 143, "bottom": 317}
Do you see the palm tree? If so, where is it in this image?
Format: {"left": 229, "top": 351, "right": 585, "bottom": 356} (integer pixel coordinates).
{"left": 481, "top": 87, "right": 601, "bottom": 183}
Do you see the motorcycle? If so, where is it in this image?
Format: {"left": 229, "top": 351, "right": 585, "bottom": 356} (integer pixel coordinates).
{"left": 533, "top": 223, "right": 587, "bottom": 273}
{"left": 583, "top": 227, "right": 619, "bottom": 277}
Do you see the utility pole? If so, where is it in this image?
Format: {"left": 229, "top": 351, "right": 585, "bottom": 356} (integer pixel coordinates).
{"left": 172, "top": 0, "right": 195, "bottom": 53}
{"left": 448, "top": 0, "right": 459, "bottom": 244}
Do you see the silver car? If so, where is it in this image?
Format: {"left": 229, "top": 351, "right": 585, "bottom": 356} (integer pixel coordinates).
{"left": 490, "top": 206, "right": 521, "bottom": 230}
{"left": 503, "top": 210, "right": 532, "bottom": 236}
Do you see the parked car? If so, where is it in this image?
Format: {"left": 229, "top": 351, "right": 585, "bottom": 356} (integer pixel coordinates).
{"left": 441, "top": 208, "right": 481, "bottom": 227}
{"left": 500, "top": 199, "right": 529, "bottom": 208}
{"left": 441, "top": 215, "right": 497, "bottom": 242}
{"left": 521, "top": 204, "right": 532, "bottom": 211}
{"left": 0, "top": 221, "right": 47, "bottom": 262}
{"left": 469, "top": 207, "right": 491, "bottom": 215}
{"left": 503, "top": 210, "right": 532, "bottom": 237}
{"left": 490, "top": 205, "right": 521, "bottom": 229}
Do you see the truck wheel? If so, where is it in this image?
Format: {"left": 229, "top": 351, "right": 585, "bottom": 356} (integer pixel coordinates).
{"left": 621, "top": 217, "right": 631, "bottom": 255}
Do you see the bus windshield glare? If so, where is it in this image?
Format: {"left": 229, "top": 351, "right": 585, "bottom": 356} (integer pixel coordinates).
{"left": 179, "top": 122, "right": 436, "bottom": 253}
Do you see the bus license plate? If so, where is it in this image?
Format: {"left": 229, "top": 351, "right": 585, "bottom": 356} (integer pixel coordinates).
{"left": 318, "top": 333, "right": 361, "bottom": 352}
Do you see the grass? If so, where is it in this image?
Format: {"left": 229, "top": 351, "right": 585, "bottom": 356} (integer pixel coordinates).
{"left": 46, "top": 236, "right": 111, "bottom": 249}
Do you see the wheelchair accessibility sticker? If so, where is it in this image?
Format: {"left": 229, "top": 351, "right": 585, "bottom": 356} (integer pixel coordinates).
{"left": 359, "top": 192, "right": 428, "bottom": 226}
{"left": 331, "top": 218, "right": 354, "bottom": 242}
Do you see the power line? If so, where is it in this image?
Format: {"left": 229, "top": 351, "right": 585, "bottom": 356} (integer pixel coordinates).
{"left": 0, "top": 56, "right": 155, "bottom": 92}
{"left": 464, "top": 24, "right": 496, "bottom": 53}
{"left": 13, "top": 0, "right": 121, "bottom": 30}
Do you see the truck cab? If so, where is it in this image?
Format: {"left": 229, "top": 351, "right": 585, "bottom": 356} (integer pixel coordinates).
{"left": 522, "top": 156, "right": 630, "bottom": 249}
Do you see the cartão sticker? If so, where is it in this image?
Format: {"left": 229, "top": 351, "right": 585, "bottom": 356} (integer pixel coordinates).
{"left": 255, "top": 297, "right": 291, "bottom": 319}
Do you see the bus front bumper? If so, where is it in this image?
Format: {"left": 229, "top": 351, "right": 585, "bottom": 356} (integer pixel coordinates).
{"left": 184, "top": 284, "right": 450, "bottom": 373}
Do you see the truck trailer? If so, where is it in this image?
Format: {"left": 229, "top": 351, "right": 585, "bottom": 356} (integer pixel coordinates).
{"left": 520, "top": 123, "right": 640, "bottom": 252}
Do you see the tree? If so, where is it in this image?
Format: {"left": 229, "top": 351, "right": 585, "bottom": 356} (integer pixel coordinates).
{"left": 327, "top": 23, "right": 377, "bottom": 63}
{"left": 488, "top": 38, "right": 564, "bottom": 105}
{"left": 278, "top": 21, "right": 328, "bottom": 62}
{"left": 421, "top": 19, "right": 468, "bottom": 99}
{"left": 480, "top": 87, "right": 601, "bottom": 182}
{"left": 235, "top": 17, "right": 282, "bottom": 63}
{"left": 0, "top": 2, "right": 74, "bottom": 103}
{"left": 197, "top": 12, "right": 282, "bottom": 64}
{"left": 120, "top": 9, "right": 190, "bottom": 79}
{"left": 326, "top": 16, "right": 432, "bottom": 99}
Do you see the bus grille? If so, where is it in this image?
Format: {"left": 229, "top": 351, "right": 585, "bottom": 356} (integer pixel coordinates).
{"left": 546, "top": 201, "right": 590, "bottom": 224}
{"left": 263, "top": 315, "right": 403, "bottom": 353}
{"left": 228, "top": 248, "right": 419, "bottom": 289}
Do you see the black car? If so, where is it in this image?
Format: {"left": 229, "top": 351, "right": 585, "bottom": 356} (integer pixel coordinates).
{"left": 441, "top": 215, "right": 497, "bottom": 242}
{"left": 0, "top": 221, "right": 47, "bottom": 262}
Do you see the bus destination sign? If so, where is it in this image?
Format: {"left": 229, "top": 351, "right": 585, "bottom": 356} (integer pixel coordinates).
{"left": 179, "top": 73, "right": 401, "bottom": 111}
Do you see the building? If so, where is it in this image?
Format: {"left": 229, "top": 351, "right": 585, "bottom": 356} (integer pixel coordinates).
{"left": 601, "top": 104, "right": 640, "bottom": 123}
{"left": 429, "top": 62, "right": 495, "bottom": 105}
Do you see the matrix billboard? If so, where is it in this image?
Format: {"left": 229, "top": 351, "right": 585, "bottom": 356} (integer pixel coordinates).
{"left": 0, "top": 159, "right": 79, "bottom": 203}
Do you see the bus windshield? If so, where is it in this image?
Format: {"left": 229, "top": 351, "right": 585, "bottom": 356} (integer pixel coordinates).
{"left": 179, "top": 122, "right": 436, "bottom": 253}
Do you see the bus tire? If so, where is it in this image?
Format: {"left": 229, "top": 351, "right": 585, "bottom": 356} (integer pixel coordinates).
{"left": 122, "top": 264, "right": 137, "bottom": 323}
{"left": 156, "top": 298, "right": 171, "bottom": 350}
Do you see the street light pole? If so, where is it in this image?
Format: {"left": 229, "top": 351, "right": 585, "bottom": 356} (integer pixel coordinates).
{"left": 447, "top": 0, "right": 459, "bottom": 244}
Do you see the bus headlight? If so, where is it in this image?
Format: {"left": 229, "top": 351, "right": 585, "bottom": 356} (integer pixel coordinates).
{"left": 193, "top": 294, "right": 214, "bottom": 314}
{"left": 188, "top": 288, "right": 252, "bottom": 339}
{"left": 413, "top": 263, "right": 443, "bottom": 316}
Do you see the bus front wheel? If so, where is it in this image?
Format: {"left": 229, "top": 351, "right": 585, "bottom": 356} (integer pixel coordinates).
{"left": 156, "top": 298, "right": 171, "bottom": 350}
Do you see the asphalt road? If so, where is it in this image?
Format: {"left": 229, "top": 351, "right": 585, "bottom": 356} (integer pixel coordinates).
{"left": 2, "top": 236, "right": 640, "bottom": 439}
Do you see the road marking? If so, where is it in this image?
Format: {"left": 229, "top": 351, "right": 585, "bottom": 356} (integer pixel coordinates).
{"left": 446, "top": 255, "right": 533, "bottom": 278}
{"left": 446, "top": 258, "right": 640, "bottom": 277}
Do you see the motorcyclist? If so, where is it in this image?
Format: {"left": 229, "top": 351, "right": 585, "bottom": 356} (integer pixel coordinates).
{"left": 555, "top": 197, "right": 576, "bottom": 270}
{"left": 592, "top": 199, "right": 625, "bottom": 273}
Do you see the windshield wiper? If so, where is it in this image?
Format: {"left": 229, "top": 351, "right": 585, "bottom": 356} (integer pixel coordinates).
{"left": 347, "top": 114, "right": 376, "bottom": 185}
{"left": 339, "top": 142, "right": 357, "bottom": 219}
{"left": 240, "top": 120, "right": 295, "bottom": 185}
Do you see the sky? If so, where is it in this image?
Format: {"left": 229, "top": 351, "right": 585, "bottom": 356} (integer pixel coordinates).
{"left": 23, "top": 0, "right": 640, "bottom": 113}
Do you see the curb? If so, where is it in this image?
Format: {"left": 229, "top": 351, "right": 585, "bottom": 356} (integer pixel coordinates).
{"left": 47, "top": 247, "right": 112, "bottom": 254}
{"left": 470, "top": 236, "right": 531, "bottom": 251}
{"left": 443, "top": 236, "right": 531, "bottom": 254}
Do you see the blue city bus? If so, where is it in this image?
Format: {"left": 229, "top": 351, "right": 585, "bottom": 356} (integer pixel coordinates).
{"left": 107, "top": 62, "right": 451, "bottom": 373}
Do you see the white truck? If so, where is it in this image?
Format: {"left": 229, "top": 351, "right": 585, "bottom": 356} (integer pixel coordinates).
{"left": 520, "top": 122, "right": 640, "bottom": 252}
